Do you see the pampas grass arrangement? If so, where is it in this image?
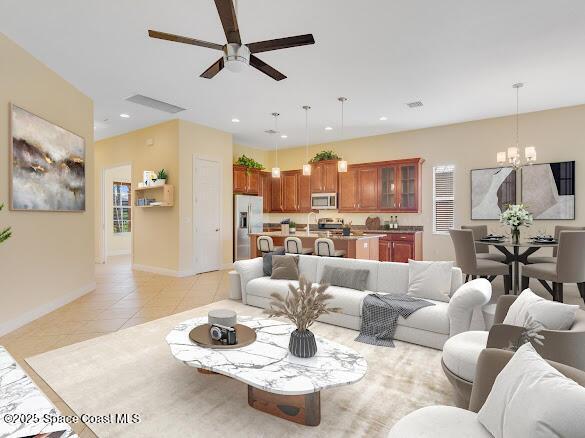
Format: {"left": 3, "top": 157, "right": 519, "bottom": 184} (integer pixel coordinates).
{"left": 265, "top": 275, "right": 340, "bottom": 331}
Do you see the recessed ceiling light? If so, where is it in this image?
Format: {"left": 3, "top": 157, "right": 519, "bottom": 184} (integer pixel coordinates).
{"left": 325, "top": 126, "right": 333, "bottom": 131}
{"left": 231, "top": 118, "right": 240, "bottom": 123}
{"left": 379, "top": 116, "right": 388, "bottom": 121}
{"left": 280, "top": 134, "right": 287, "bottom": 139}
{"left": 120, "top": 113, "right": 130, "bottom": 118}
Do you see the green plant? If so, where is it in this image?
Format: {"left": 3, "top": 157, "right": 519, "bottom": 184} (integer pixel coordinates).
{"left": 309, "top": 150, "right": 341, "bottom": 163}
{"left": 235, "top": 155, "right": 265, "bottom": 174}
{"left": 265, "top": 276, "right": 340, "bottom": 331}
{"left": 289, "top": 221, "right": 296, "bottom": 228}
{"left": 342, "top": 220, "right": 352, "bottom": 229}
{"left": 0, "top": 203, "right": 11, "bottom": 245}
{"left": 157, "top": 169, "right": 168, "bottom": 180}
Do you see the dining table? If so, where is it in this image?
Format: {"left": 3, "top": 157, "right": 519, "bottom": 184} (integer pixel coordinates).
{"left": 474, "top": 238, "right": 558, "bottom": 294}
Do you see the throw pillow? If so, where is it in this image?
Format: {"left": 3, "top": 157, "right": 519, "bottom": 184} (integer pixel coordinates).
{"left": 262, "top": 248, "right": 285, "bottom": 276}
{"left": 407, "top": 260, "right": 454, "bottom": 302}
{"left": 503, "top": 288, "right": 578, "bottom": 330}
{"left": 271, "top": 255, "right": 299, "bottom": 280}
{"left": 320, "top": 266, "right": 369, "bottom": 291}
{"left": 477, "top": 343, "right": 585, "bottom": 438}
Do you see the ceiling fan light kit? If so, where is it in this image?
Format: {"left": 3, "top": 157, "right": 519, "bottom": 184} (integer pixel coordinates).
{"left": 148, "top": 0, "right": 314, "bottom": 81}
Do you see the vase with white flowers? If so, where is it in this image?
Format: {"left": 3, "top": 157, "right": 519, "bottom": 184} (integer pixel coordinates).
{"left": 500, "top": 204, "right": 533, "bottom": 244}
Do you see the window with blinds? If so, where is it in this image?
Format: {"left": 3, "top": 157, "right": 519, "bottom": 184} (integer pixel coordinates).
{"left": 433, "top": 165, "right": 455, "bottom": 234}
{"left": 113, "top": 182, "right": 131, "bottom": 233}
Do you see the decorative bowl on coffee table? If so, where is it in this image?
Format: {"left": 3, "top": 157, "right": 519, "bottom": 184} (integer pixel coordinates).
{"left": 166, "top": 317, "right": 367, "bottom": 426}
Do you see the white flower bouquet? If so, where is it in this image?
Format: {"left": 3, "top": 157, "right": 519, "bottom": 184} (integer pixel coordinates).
{"left": 500, "top": 204, "right": 533, "bottom": 242}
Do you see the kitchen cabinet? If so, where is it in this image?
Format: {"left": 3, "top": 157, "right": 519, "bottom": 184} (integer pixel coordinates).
{"left": 356, "top": 167, "right": 378, "bottom": 210}
{"left": 282, "top": 171, "right": 299, "bottom": 212}
{"left": 298, "top": 173, "right": 312, "bottom": 212}
{"left": 270, "top": 176, "right": 283, "bottom": 212}
{"left": 310, "top": 160, "right": 338, "bottom": 193}
{"left": 338, "top": 169, "right": 358, "bottom": 210}
{"left": 259, "top": 172, "right": 272, "bottom": 213}
{"left": 233, "top": 165, "right": 259, "bottom": 195}
{"left": 378, "top": 232, "right": 423, "bottom": 262}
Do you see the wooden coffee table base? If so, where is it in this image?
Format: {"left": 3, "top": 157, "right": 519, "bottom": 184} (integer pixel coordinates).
{"left": 247, "top": 386, "right": 321, "bottom": 426}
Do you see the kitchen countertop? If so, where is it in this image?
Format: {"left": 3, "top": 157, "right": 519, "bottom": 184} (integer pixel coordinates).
{"left": 249, "top": 231, "right": 385, "bottom": 241}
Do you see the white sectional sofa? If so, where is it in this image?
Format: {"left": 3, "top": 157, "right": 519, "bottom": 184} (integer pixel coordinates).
{"left": 233, "top": 255, "right": 492, "bottom": 350}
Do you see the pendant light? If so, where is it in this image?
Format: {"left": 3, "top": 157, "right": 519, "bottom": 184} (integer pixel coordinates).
{"left": 302, "top": 105, "right": 312, "bottom": 176}
{"left": 337, "top": 97, "right": 348, "bottom": 173}
{"left": 271, "top": 112, "right": 281, "bottom": 178}
{"left": 496, "top": 83, "right": 537, "bottom": 169}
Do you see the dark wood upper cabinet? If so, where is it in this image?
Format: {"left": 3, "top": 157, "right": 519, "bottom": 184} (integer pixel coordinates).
{"left": 356, "top": 167, "right": 378, "bottom": 210}
{"left": 398, "top": 163, "right": 418, "bottom": 211}
{"left": 282, "top": 171, "right": 299, "bottom": 212}
{"left": 379, "top": 165, "right": 397, "bottom": 209}
{"left": 310, "top": 160, "right": 338, "bottom": 193}
{"left": 233, "top": 166, "right": 248, "bottom": 193}
{"left": 270, "top": 176, "right": 283, "bottom": 212}
{"left": 233, "top": 165, "right": 259, "bottom": 195}
{"left": 338, "top": 169, "right": 358, "bottom": 210}
{"left": 298, "top": 173, "right": 312, "bottom": 212}
{"left": 259, "top": 172, "right": 272, "bottom": 213}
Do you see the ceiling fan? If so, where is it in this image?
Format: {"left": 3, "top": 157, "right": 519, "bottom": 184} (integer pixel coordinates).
{"left": 148, "top": 0, "right": 315, "bottom": 81}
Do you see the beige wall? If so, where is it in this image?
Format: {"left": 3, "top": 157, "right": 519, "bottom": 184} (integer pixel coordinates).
{"left": 0, "top": 34, "right": 95, "bottom": 335}
{"left": 105, "top": 165, "right": 131, "bottom": 257}
{"left": 94, "top": 120, "right": 180, "bottom": 271}
{"left": 179, "top": 120, "right": 233, "bottom": 272}
{"left": 250, "top": 104, "right": 585, "bottom": 260}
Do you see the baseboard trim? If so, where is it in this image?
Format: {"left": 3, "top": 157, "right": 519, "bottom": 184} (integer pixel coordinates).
{"left": 0, "top": 282, "right": 96, "bottom": 337}
{"left": 132, "top": 264, "right": 188, "bottom": 277}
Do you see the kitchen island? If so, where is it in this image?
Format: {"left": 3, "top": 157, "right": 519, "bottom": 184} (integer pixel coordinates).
{"left": 249, "top": 231, "right": 383, "bottom": 260}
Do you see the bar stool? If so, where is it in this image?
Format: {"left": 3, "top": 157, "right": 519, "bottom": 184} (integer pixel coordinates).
{"left": 257, "top": 236, "right": 284, "bottom": 254}
{"left": 284, "top": 237, "right": 313, "bottom": 255}
{"left": 461, "top": 225, "right": 506, "bottom": 263}
{"left": 314, "top": 238, "right": 346, "bottom": 257}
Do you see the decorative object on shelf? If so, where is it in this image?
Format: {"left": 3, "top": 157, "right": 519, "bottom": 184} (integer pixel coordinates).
{"left": 471, "top": 167, "right": 517, "bottom": 220}
{"left": 366, "top": 216, "right": 381, "bottom": 230}
{"left": 269, "top": 112, "right": 281, "bottom": 178}
{"left": 0, "top": 203, "right": 11, "bottom": 245}
{"left": 154, "top": 168, "right": 168, "bottom": 186}
{"left": 496, "top": 83, "right": 537, "bottom": 170}
{"left": 265, "top": 275, "right": 340, "bottom": 358}
{"left": 143, "top": 170, "right": 156, "bottom": 186}
{"left": 309, "top": 150, "right": 341, "bottom": 163}
{"left": 280, "top": 218, "right": 290, "bottom": 234}
{"left": 289, "top": 221, "right": 297, "bottom": 234}
{"left": 500, "top": 204, "right": 533, "bottom": 243}
{"left": 302, "top": 105, "right": 312, "bottom": 176}
{"left": 235, "top": 155, "right": 264, "bottom": 175}
{"left": 521, "top": 161, "right": 575, "bottom": 220}
{"left": 507, "top": 315, "right": 545, "bottom": 351}
{"left": 337, "top": 97, "right": 348, "bottom": 173}
{"left": 10, "top": 105, "right": 85, "bottom": 212}
{"left": 342, "top": 220, "right": 352, "bottom": 236}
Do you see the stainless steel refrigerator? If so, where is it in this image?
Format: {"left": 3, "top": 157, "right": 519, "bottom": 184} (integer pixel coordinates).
{"left": 234, "top": 195, "right": 264, "bottom": 261}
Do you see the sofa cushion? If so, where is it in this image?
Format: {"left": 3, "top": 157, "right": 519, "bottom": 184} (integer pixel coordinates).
{"left": 388, "top": 406, "right": 492, "bottom": 438}
{"left": 270, "top": 255, "right": 299, "bottom": 280}
{"left": 407, "top": 260, "right": 454, "bottom": 302}
{"left": 262, "top": 248, "right": 285, "bottom": 276}
{"left": 393, "top": 298, "right": 450, "bottom": 335}
{"left": 324, "top": 285, "right": 370, "bottom": 317}
{"left": 297, "top": 255, "right": 319, "bottom": 284}
{"left": 442, "top": 331, "right": 489, "bottom": 382}
{"left": 321, "top": 266, "right": 370, "bottom": 291}
{"left": 503, "top": 288, "right": 578, "bottom": 330}
{"left": 246, "top": 277, "right": 299, "bottom": 299}
{"left": 376, "top": 262, "right": 410, "bottom": 295}
{"left": 316, "top": 257, "right": 379, "bottom": 291}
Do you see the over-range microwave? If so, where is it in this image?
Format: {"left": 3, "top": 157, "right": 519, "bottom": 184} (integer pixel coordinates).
{"left": 311, "top": 193, "right": 337, "bottom": 210}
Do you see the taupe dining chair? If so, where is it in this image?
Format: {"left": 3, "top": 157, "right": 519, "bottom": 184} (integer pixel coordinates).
{"left": 461, "top": 225, "right": 507, "bottom": 263}
{"left": 527, "top": 225, "right": 585, "bottom": 264}
{"left": 284, "top": 237, "right": 313, "bottom": 255}
{"left": 314, "top": 238, "right": 346, "bottom": 257}
{"left": 449, "top": 229, "right": 511, "bottom": 294}
{"left": 521, "top": 230, "right": 585, "bottom": 303}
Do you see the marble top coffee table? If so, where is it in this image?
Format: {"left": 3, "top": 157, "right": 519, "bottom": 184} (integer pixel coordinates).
{"left": 166, "top": 317, "right": 367, "bottom": 426}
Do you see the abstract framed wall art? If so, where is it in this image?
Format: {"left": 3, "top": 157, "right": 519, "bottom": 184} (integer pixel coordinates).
{"left": 521, "top": 161, "right": 575, "bottom": 220}
{"left": 471, "top": 167, "right": 516, "bottom": 220}
{"left": 10, "top": 104, "right": 85, "bottom": 211}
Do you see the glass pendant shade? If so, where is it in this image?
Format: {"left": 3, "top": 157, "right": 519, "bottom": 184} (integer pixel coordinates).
{"left": 525, "top": 146, "right": 536, "bottom": 162}
{"left": 302, "top": 163, "right": 311, "bottom": 176}
{"left": 496, "top": 151, "right": 507, "bottom": 164}
{"left": 271, "top": 167, "right": 281, "bottom": 178}
{"left": 507, "top": 146, "right": 519, "bottom": 159}
{"left": 338, "top": 160, "right": 348, "bottom": 173}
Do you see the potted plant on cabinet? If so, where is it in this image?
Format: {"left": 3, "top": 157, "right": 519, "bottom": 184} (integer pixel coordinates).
{"left": 289, "top": 221, "right": 297, "bottom": 234}
{"left": 265, "top": 276, "right": 340, "bottom": 358}
{"left": 235, "top": 155, "right": 265, "bottom": 175}
{"left": 342, "top": 220, "right": 352, "bottom": 236}
{"left": 155, "top": 169, "right": 168, "bottom": 186}
{"left": 309, "top": 150, "right": 341, "bottom": 163}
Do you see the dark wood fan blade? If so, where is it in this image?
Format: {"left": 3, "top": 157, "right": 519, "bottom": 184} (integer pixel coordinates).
{"left": 200, "top": 58, "right": 225, "bottom": 79}
{"left": 247, "top": 34, "right": 315, "bottom": 54}
{"left": 249, "top": 55, "right": 286, "bottom": 81}
{"left": 214, "top": 0, "right": 241, "bottom": 44}
{"left": 148, "top": 30, "right": 223, "bottom": 51}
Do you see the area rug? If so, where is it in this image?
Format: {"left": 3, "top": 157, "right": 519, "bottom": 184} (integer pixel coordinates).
{"left": 26, "top": 300, "right": 453, "bottom": 437}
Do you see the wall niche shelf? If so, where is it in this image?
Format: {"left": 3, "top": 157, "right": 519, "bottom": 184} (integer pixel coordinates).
{"left": 134, "top": 184, "right": 174, "bottom": 208}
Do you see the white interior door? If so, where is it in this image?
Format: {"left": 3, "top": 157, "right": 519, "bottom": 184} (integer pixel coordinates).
{"left": 194, "top": 157, "right": 221, "bottom": 273}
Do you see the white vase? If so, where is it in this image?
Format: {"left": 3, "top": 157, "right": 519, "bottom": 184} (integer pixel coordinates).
{"left": 154, "top": 179, "right": 166, "bottom": 187}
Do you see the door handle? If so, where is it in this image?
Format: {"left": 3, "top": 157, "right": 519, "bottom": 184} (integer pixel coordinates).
{"left": 215, "top": 228, "right": 220, "bottom": 232}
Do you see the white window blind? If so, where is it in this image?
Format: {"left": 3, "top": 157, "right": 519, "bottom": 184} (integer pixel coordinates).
{"left": 433, "top": 165, "right": 455, "bottom": 234}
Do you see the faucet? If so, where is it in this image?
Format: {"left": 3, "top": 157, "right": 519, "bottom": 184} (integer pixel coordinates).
{"left": 307, "top": 212, "right": 318, "bottom": 235}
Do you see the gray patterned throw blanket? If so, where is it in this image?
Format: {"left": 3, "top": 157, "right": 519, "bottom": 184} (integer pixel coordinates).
{"left": 356, "top": 294, "right": 435, "bottom": 347}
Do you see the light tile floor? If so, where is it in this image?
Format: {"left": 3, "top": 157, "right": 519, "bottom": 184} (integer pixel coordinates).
{"left": 0, "top": 255, "right": 231, "bottom": 437}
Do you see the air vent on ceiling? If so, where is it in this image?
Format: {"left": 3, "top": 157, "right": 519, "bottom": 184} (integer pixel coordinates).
{"left": 406, "top": 101, "right": 424, "bottom": 108}
{"left": 264, "top": 129, "right": 278, "bottom": 135}
{"left": 125, "top": 94, "right": 186, "bottom": 114}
